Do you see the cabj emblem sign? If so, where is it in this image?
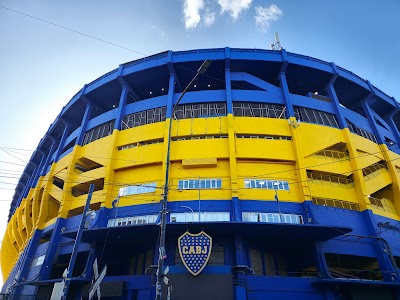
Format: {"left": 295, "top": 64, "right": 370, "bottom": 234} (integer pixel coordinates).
{"left": 178, "top": 231, "right": 212, "bottom": 276}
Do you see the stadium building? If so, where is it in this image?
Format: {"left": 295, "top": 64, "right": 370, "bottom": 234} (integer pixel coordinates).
{"left": 1, "top": 47, "right": 400, "bottom": 300}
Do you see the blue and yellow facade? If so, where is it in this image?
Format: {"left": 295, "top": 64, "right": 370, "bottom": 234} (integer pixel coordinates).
{"left": 2, "top": 48, "right": 400, "bottom": 299}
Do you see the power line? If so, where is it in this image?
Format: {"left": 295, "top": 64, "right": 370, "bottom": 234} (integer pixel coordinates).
{"left": 0, "top": 5, "right": 147, "bottom": 57}
{"left": 3, "top": 135, "right": 400, "bottom": 184}
{"left": 0, "top": 160, "right": 25, "bottom": 167}
{"left": 0, "top": 148, "right": 28, "bottom": 164}
{"left": 3, "top": 142, "right": 400, "bottom": 207}
{"left": 0, "top": 147, "right": 33, "bottom": 152}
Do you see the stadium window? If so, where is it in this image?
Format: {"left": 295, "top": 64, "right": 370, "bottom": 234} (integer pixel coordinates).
{"left": 107, "top": 214, "right": 158, "bottom": 227}
{"left": 170, "top": 212, "right": 230, "bottom": 223}
{"left": 244, "top": 179, "right": 290, "bottom": 191}
{"left": 294, "top": 106, "right": 339, "bottom": 128}
{"left": 233, "top": 102, "right": 285, "bottom": 118}
{"left": 178, "top": 178, "right": 222, "bottom": 190}
{"left": 122, "top": 107, "right": 167, "bottom": 130}
{"left": 173, "top": 103, "right": 227, "bottom": 120}
{"left": 242, "top": 212, "right": 303, "bottom": 224}
{"left": 82, "top": 120, "right": 115, "bottom": 145}
{"left": 118, "top": 182, "right": 157, "bottom": 196}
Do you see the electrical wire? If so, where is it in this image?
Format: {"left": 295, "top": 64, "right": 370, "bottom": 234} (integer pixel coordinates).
{"left": 2, "top": 136, "right": 399, "bottom": 190}
{"left": 1, "top": 144, "right": 400, "bottom": 207}
{"left": 0, "top": 148, "right": 28, "bottom": 164}
{"left": 0, "top": 5, "right": 146, "bottom": 57}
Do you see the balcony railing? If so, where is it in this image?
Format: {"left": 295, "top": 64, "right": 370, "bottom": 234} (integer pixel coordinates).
{"left": 362, "top": 163, "right": 388, "bottom": 179}
{"left": 307, "top": 172, "right": 354, "bottom": 187}
{"left": 312, "top": 197, "right": 360, "bottom": 211}
{"left": 315, "top": 150, "right": 348, "bottom": 160}
{"left": 369, "top": 197, "right": 397, "bottom": 215}
{"left": 308, "top": 93, "right": 331, "bottom": 102}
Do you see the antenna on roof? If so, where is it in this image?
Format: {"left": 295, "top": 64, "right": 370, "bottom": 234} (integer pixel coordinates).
{"left": 270, "top": 32, "right": 283, "bottom": 50}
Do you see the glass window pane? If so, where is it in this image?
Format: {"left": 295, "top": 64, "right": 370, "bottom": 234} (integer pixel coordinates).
{"left": 217, "top": 179, "right": 222, "bottom": 188}
{"left": 200, "top": 180, "right": 206, "bottom": 189}
{"left": 205, "top": 180, "right": 211, "bottom": 188}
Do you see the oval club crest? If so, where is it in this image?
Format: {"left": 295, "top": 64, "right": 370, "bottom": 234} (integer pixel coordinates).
{"left": 178, "top": 231, "right": 212, "bottom": 276}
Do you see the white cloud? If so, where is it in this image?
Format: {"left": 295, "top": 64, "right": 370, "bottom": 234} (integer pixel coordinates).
{"left": 217, "top": 0, "right": 253, "bottom": 20}
{"left": 183, "top": 0, "right": 205, "bottom": 29}
{"left": 255, "top": 4, "right": 283, "bottom": 32}
{"left": 204, "top": 10, "right": 216, "bottom": 26}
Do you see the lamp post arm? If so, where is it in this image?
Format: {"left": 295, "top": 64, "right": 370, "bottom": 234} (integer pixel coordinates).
{"left": 171, "top": 59, "right": 212, "bottom": 116}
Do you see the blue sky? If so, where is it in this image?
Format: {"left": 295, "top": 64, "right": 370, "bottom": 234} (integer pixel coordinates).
{"left": 0, "top": 0, "right": 399, "bottom": 284}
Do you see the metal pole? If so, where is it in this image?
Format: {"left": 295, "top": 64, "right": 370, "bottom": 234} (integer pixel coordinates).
{"left": 155, "top": 60, "right": 212, "bottom": 300}
{"left": 62, "top": 184, "right": 95, "bottom": 299}
{"left": 274, "top": 188, "right": 283, "bottom": 223}
{"left": 181, "top": 205, "right": 194, "bottom": 221}
{"left": 273, "top": 182, "right": 283, "bottom": 223}
{"left": 198, "top": 176, "right": 201, "bottom": 222}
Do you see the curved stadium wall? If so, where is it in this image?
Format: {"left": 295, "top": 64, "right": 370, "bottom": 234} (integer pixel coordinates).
{"left": 2, "top": 48, "right": 400, "bottom": 300}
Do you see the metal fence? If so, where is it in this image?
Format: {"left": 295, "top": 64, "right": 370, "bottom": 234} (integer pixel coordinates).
{"left": 315, "top": 149, "right": 348, "bottom": 160}
{"left": 369, "top": 196, "right": 397, "bottom": 214}
{"left": 307, "top": 172, "right": 353, "bottom": 187}
{"left": 312, "top": 197, "right": 360, "bottom": 211}
{"left": 362, "top": 163, "right": 388, "bottom": 179}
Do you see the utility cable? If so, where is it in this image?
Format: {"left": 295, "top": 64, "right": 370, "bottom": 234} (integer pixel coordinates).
{"left": 0, "top": 5, "right": 146, "bottom": 57}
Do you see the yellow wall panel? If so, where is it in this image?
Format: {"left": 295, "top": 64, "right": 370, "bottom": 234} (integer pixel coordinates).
{"left": 355, "top": 150, "right": 383, "bottom": 170}
{"left": 364, "top": 171, "right": 392, "bottom": 196}
{"left": 113, "top": 143, "right": 164, "bottom": 169}
{"left": 116, "top": 123, "right": 165, "bottom": 147}
{"left": 74, "top": 135, "right": 115, "bottom": 167}
{"left": 308, "top": 182, "right": 358, "bottom": 203}
{"left": 297, "top": 123, "right": 345, "bottom": 157}
{"left": 171, "top": 140, "right": 229, "bottom": 160}
{"left": 303, "top": 156, "right": 352, "bottom": 175}
{"left": 236, "top": 139, "right": 295, "bottom": 161}
{"left": 234, "top": 118, "right": 291, "bottom": 136}
{"left": 171, "top": 117, "right": 228, "bottom": 137}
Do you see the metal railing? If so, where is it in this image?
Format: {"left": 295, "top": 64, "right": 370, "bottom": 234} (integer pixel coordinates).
{"left": 312, "top": 197, "right": 360, "bottom": 211}
{"left": 307, "top": 172, "right": 354, "bottom": 187}
{"left": 309, "top": 93, "right": 331, "bottom": 102}
{"left": 362, "top": 163, "right": 388, "bottom": 179}
{"left": 315, "top": 150, "right": 348, "bottom": 160}
{"left": 328, "top": 267, "right": 383, "bottom": 281}
{"left": 369, "top": 197, "right": 397, "bottom": 214}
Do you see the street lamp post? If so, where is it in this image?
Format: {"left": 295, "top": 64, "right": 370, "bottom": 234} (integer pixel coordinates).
{"left": 198, "top": 176, "right": 201, "bottom": 222}
{"left": 181, "top": 205, "right": 194, "bottom": 213}
{"left": 155, "top": 59, "right": 212, "bottom": 300}
{"left": 181, "top": 205, "right": 195, "bottom": 222}
{"left": 273, "top": 181, "right": 283, "bottom": 223}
